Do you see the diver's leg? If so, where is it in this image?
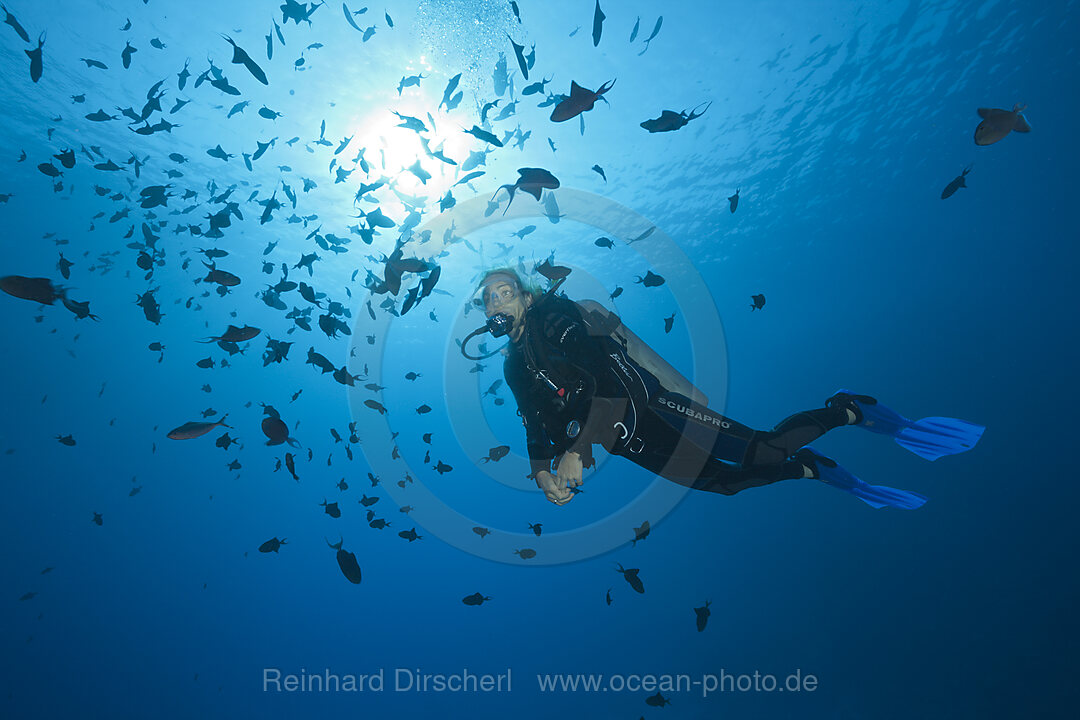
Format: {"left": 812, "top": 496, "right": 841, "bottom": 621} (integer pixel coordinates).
{"left": 744, "top": 405, "right": 853, "bottom": 466}
{"left": 674, "top": 457, "right": 807, "bottom": 496}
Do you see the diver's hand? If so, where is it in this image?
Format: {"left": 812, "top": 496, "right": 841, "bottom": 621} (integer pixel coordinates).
{"left": 557, "top": 451, "right": 584, "bottom": 489}
{"left": 535, "top": 470, "right": 572, "bottom": 505}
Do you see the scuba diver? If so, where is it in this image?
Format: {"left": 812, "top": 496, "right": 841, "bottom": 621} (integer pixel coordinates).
{"left": 461, "top": 269, "right": 985, "bottom": 508}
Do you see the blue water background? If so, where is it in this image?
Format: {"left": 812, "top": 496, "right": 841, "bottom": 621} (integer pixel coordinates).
{"left": 1, "top": 0, "right": 1077, "bottom": 717}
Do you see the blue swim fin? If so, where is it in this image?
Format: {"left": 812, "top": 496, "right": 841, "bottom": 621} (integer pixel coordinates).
{"left": 832, "top": 389, "right": 985, "bottom": 461}
{"left": 798, "top": 448, "right": 928, "bottom": 510}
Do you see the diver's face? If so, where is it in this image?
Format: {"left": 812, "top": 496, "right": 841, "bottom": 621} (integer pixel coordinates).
{"left": 484, "top": 281, "right": 531, "bottom": 341}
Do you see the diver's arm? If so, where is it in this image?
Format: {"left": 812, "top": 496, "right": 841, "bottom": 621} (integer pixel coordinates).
{"left": 505, "top": 362, "right": 559, "bottom": 480}
{"left": 556, "top": 451, "right": 584, "bottom": 489}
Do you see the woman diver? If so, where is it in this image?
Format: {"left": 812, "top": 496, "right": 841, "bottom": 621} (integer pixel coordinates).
{"left": 460, "top": 269, "right": 984, "bottom": 508}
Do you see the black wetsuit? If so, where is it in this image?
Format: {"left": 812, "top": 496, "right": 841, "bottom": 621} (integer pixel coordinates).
{"left": 504, "top": 293, "right": 851, "bottom": 495}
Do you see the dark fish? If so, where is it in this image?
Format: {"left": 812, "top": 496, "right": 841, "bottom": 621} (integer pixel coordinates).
{"left": 750, "top": 294, "right": 765, "bottom": 311}
{"left": 615, "top": 562, "right": 644, "bottom": 593}
{"left": 591, "top": 0, "right": 605, "bottom": 47}
{"left": 528, "top": 522, "right": 542, "bottom": 537}
{"left": 507, "top": 34, "right": 528, "bottom": 80}
{"left": 203, "top": 324, "right": 260, "bottom": 343}
{"left": 640, "top": 16, "right": 663, "bottom": 53}
{"left": 285, "top": 452, "right": 299, "bottom": 481}
{"left": 433, "top": 460, "right": 453, "bottom": 474}
{"left": 0, "top": 276, "right": 63, "bottom": 305}
{"left": 223, "top": 35, "right": 268, "bottom": 85}
{"left": 196, "top": 357, "right": 215, "bottom": 369}
{"left": 2, "top": 4, "right": 30, "bottom": 42}
{"left": 941, "top": 165, "right": 972, "bottom": 199}
{"left": 473, "top": 526, "right": 491, "bottom": 538}
{"left": 728, "top": 188, "right": 739, "bottom": 213}
{"left": 396, "top": 72, "right": 425, "bottom": 95}
{"left": 365, "top": 399, "right": 387, "bottom": 415}
{"left": 85, "top": 109, "right": 118, "bottom": 122}
{"left": 629, "top": 15, "right": 640, "bottom": 42}
{"left": 415, "top": 404, "right": 432, "bottom": 415}
{"left": 167, "top": 415, "right": 230, "bottom": 440}
{"left": 37, "top": 162, "right": 61, "bottom": 178}
{"left": 54, "top": 149, "right": 76, "bottom": 169}
{"left": 645, "top": 692, "right": 670, "bottom": 707}
{"left": 632, "top": 520, "right": 650, "bottom": 545}
{"left": 974, "top": 104, "right": 1030, "bottom": 146}
{"left": 359, "top": 494, "right": 379, "bottom": 507}
{"left": 80, "top": 57, "right": 108, "bottom": 69}
{"left": 482, "top": 445, "right": 510, "bottom": 463}
{"left": 663, "top": 313, "right": 675, "bottom": 333}
{"left": 694, "top": 600, "right": 711, "bottom": 632}
{"left": 640, "top": 103, "right": 711, "bottom": 133}
{"left": 493, "top": 167, "right": 560, "bottom": 214}
{"left": 343, "top": 3, "right": 365, "bottom": 32}
{"left": 550, "top": 79, "right": 615, "bottom": 123}
{"left": 535, "top": 259, "right": 571, "bottom": 282}
{"left": 207, "top": 145, "right": 234, "bottom": 161}
{"left": 259, "top": 537, "right": 286, "bottom": 553}
{"left": 610, "top": 286, "right": 623, "bottom": 300}
{"left": 306, "top": 347, "right": 335, "bottom": 374}
{"left": 202, "top": 262, "right": 241, "bottom": 287}
{"left": 320, "top": 500, "right": 341, "bottom": 518}
{"left": 121, "top": 41, "right": 137, "bottom": 69}
{"left": 398, "top": 527, "right": 421, "bottom": 542}
{"left": 462, "top": 592, "right": 491, "bottom": 606}
{"left": 25, "top": 32, "right": 44, "bottom": 82}
{"left": 261, "top": 416, "right": 294, "bottom": 446}
{"left": 464, "top": 125, "right": 504, "bottom": 147}
{"left": 55, "top": 434, "right": 76, "bottom": 446}
{"left": 439, "top": 72, "right": 462, "bottom": 111}
{"left": 454, "top": 170, "right": 485, "bottom": 187}
{"left": 92, "top": 512, "right": 103, "bottom": 526}
{"left": 634, "top": 270, "right": 665, "bottom": 287}
{"left": 594, "top": 236, "right": 614, "bottom": 249}
{"left": 513, "top": 548, "right": 536, "bottom": 559}
{"left": 61, "top": 295, "right": 98, "bottom": 321}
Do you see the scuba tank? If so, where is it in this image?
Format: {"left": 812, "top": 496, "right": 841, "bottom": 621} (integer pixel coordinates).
{"left": 574, "top": 300, "right": 709, "bottom": 406}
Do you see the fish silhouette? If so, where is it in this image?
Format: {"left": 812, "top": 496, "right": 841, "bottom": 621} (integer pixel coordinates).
{"left": 694, "top": 600, "right": 711, "bottom": 632}
{"left": 507, "top": 34, "right": 528, "bottom": 80}
{"left": 635, "top": 271, "right": 665, "bottom": 288}
{"left": 223, "top": 35, "right": 268, "bottom": 85}
{"left": 2, "top": 4, "right": 29, "bottom": 42}
{"left": 26, "top": 32, "right": 44, "bottom": 82}
{"left": 591, "top": 0, "right": 605, "bottom": 47}
{"left": 259, "top": 537, "right": 286, "bottom": 553}
{"left": 615, "top": 562, "right": 645, "bottom": 593}
{"left": 941, "top": 165, "right": 972, "bottom": 199}
{"left": 167, "top": 416, "right": 231, "bottom": 440}
{"left": 550, "top": 79, "right": 615, "bottom": 123}
{"left": 974, "top": 104, "right": 1030, "bottom": 146}
{"left": 493, "top": 167, "right": 560, "bottom": 214}
{"left": 326, "top": 537, "right": 362, "bottom": 584}
{"left": 640, "top": 103, "right": 711, "bottom": 133}
{"left": 121, "top": 41, "right": 137, "bottom": 69}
